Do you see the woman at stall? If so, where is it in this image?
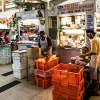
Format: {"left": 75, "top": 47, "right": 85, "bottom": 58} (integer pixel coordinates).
{"left": 4, "top": 32, "right": 10, "bottom": 44}
{"left": 38, "top": 31, "right": 52, "bottom": 56}
{"left": 80, "top": 29, "right": 100, "bottom": 95}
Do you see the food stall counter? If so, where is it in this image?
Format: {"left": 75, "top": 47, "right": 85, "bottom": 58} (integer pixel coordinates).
{"left": 56, "top": 47, "right": 81, "bottom": 64}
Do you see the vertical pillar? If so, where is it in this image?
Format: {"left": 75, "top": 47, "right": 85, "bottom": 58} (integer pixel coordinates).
{"left": 25, "top": 0, "right": 30, "bottom": 2}
{"left": 45, "top": 3, "right": 49, "bottom": 35}
{"left": 2, "top": 0, "right": 6, "bottom": 12}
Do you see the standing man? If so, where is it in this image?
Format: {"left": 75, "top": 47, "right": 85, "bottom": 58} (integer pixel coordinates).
{"left": 80, "top": 29, "right": 100, "bottom": 95}
{"left": 38, "top": 31, "right": 52, "bottom": 56}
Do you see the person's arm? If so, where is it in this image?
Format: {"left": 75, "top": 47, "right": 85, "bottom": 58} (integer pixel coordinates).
{"left": 80, "top": 39, "right": 97, "bottom": 57}
{"left": 45, "top": 36, "right": 52, "bottom": 52}
{"left": 38, "top": 39, "right": 41, "bottom": 48}
{"left": 80, "top": 52, "right": 96, "bottom": 58}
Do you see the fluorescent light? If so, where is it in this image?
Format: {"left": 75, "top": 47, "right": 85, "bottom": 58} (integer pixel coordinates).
{"left": 62, "top": 30, "right": 84, "bottom": 34}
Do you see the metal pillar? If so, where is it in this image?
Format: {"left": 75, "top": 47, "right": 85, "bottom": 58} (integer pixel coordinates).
{"left": 2, "top": 0, "right": 6, "bottom": 12}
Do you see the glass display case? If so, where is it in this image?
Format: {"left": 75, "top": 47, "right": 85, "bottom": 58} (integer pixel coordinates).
{"left": 58, "top": 14, "right": 86, "bottom": 48}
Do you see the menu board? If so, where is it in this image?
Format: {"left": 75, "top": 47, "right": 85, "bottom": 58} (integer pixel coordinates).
{"left": 86, "top": 11, "right": 94, "bottom": 30}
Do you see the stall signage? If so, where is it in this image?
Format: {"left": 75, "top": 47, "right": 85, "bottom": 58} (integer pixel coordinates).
{"left": 57, "top": 2, "right": 94, "bottom": 14}
{"left": 48, "top": 6, "right": 58, "bottom": 16}
{"left": 16, "top": 10, "right": 44, "bottom": 19}
{"left": 86, "top": 11, "right": 94, "bottom": 30}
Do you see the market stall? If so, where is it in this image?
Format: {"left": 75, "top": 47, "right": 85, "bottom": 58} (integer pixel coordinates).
{"left": 15, "top": 10, "right": 45, "bottom": 50}
{"left": 56, "top": 0, "right": 100, "bottom": 63}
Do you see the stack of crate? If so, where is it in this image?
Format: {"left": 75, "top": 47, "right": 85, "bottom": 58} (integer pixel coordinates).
{"left": 12, "top": 50, "right": 27, "bottom": 79}
{"left": 0, "top": 46, "right": 11, "bottom": 64}
{"left": 34, "top": 56, "right": 59, "bottom": 89}
{"left": 52, "top": 64, "right": 84, "bottom": 100}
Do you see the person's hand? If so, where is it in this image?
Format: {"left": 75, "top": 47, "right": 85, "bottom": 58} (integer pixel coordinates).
{"left": 79, "top": 54, "right": 86, "bottom": 58}
{"left": 42, "top": 51, "right": 47, "bottom": 56}
{"left": 43, "top": 52, "right": 47, "bottom": 55}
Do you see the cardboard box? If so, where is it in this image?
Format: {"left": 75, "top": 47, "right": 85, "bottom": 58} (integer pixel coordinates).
{"left": 28, "top": 57, "right": 34, "bottom": 65}
{"left": 31, "top": 47, "right": 42, "bottom": 58}
{"left": 27, "top": 48, "right": 33, "bottom": 58}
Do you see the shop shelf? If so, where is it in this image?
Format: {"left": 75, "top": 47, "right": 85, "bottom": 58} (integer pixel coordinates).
{"left": 34, "top": 69, "right": 52, "bottom": 77}
{"left": 35, "top": 77, "right": 52, "bottom": 89}
{"left": 52, "top": 64, "right": 84, "bottom": 85}
{"left": 35, "top": 57, "right": 59, "bottom": 71}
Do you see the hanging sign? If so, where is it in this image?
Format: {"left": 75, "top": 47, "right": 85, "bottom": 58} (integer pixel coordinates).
{"left": 48, "top": 6, "right": 58, "bottom": 16}
{"left": 16, "top": 10, "right": 44, "bottom": 20}
{"left": 57, "top": 2, "right": 94, "bottom": 15}
{"left": 86, "top": 11, "right": 94, "bottom": 30}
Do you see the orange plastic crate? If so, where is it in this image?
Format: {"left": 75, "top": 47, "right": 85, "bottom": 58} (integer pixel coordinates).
{"left": 53, "top": 79, "right": 84, "bottom": 95}
{"left": 53, "top": 81, "right": 68, "bottom": 93}
{"left": 34, "top": 69, "right": 52, "bottom": 77}
{"left": 67, "top": 90, "right": 84, "bottom": 100}
{"left": 35, "top": 77, "right": 52, "bottom": 89}
{"left": 35, "top": 57, "right": 59, "bottom": 71}
{"left": 35, "top": 75, "right": 51, "bottom": 80}
{"left": 52, "top": 79, "right": 61, "bottom": 87}
{"left": 67, "top": 79, "right": 84, "bottom": 97}
{"left": 52, "top": 90, "right": 84, "bottom": 100}
{"left": 52, "top": 64, "right": 84, "bottom": 85}
{"left": 52, "top": 89, "right": 61, "bottom": 100}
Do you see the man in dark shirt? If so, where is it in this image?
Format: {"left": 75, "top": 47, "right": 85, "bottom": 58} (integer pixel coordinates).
{"left": 38, "top": 31, "right": 52, "bottom": 56}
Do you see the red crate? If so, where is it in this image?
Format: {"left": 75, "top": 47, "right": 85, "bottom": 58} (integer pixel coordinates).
{"left": 52, "top": 80, "right": 61, "bottom": 87}
{"left": 53, "top": 81, "right": 68, "bottom": 93}
{"left": 34, "top": 69, "right": 52, "bottom": 77}
{"left": 52, "top": 90, "right": 68, "bottom": 100}
{"left": 52, "top": 90, "right": 84, "bottom": 100}
{"left": 35, "top": 77, "right": 52, "bottom": 89}
{"left": 52, "top": 89, "right": 61, "bottom": 100}
{"left": 67, "top": 79, "right": 84, "bottom": 97}
{"left": 52, "top": 64, "right": 84, "bottom": 85}
{"left": 35, "top": 75, "right": 51, "bottom": 80}
{"left": 67, "top": 90, "right": 84, "bottom": 100}
{"left": 35, "top": 57, "right": 59, "bottom": 71}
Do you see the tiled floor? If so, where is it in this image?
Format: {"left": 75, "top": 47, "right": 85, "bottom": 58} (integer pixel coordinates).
{"left": 0, "top": 64, "right": 100, "bottom": 100}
